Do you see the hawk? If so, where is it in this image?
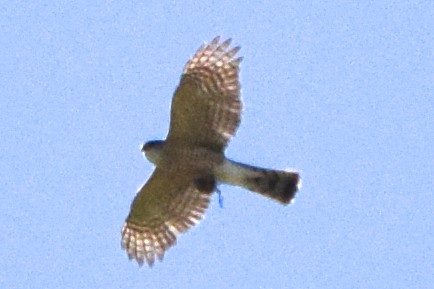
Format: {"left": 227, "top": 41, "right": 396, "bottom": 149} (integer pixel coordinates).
{"left": 122, "top": 37, "right": 301, "bottom": 267}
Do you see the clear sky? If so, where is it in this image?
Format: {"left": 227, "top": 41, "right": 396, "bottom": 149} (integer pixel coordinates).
{"left": 1, "top": 1, "right": 433, "bottom": 288}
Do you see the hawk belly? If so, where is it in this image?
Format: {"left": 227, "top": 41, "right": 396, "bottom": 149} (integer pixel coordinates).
{"left": 145, "top": 140, "right": 300, "bottom": 204}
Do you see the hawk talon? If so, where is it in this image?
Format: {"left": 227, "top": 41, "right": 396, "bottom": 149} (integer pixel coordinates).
{"left": 216, "top": 187, "right": 224, "bottom": 208}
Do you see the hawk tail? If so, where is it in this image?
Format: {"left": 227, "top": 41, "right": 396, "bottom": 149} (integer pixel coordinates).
{"left": 218, "top": 160, "right": 301, "bottom": 204}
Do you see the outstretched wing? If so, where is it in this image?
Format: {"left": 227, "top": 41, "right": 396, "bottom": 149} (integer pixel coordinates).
{"left": 166, "top": 36, "right": 243, "bottom": 152}
{"left": 122, "top": 169, "right": 214, "bottom": 266}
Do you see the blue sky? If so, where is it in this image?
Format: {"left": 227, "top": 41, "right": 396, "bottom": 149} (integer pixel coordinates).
{"left": 1, "top": 1, "right": 433, "bottom": 288}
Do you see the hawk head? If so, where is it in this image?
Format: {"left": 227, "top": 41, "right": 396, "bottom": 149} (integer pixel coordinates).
{"left": 141, "top": 140, "right": 164, "bottom": 166}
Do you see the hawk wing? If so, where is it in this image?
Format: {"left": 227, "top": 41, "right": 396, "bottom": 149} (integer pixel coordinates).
{"left": 166, "top": 37, "right": 243, "bottom": 152}
{"left": 122, "top": 168, "right": 213, "bottom": 266}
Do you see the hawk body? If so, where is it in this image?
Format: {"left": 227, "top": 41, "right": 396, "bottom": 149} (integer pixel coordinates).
{"left": 122, "top": 37, "right": 301, "bottom": 267}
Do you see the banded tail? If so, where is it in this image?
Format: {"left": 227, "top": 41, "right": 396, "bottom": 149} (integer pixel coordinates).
{"left": 216, "top": 159, "right": 301, "bottom": 204}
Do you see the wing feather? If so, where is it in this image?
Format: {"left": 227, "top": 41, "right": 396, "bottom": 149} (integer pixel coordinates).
{"left": 121, "top": 169, "right": 213, "bottom": 266}
{"left": 166, "top": 37, "right": 242, "bottom": 152}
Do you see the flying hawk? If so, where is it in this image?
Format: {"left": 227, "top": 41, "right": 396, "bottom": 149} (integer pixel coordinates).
{"left": 121, "top": 37, "right": 301, "bottom": 267}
